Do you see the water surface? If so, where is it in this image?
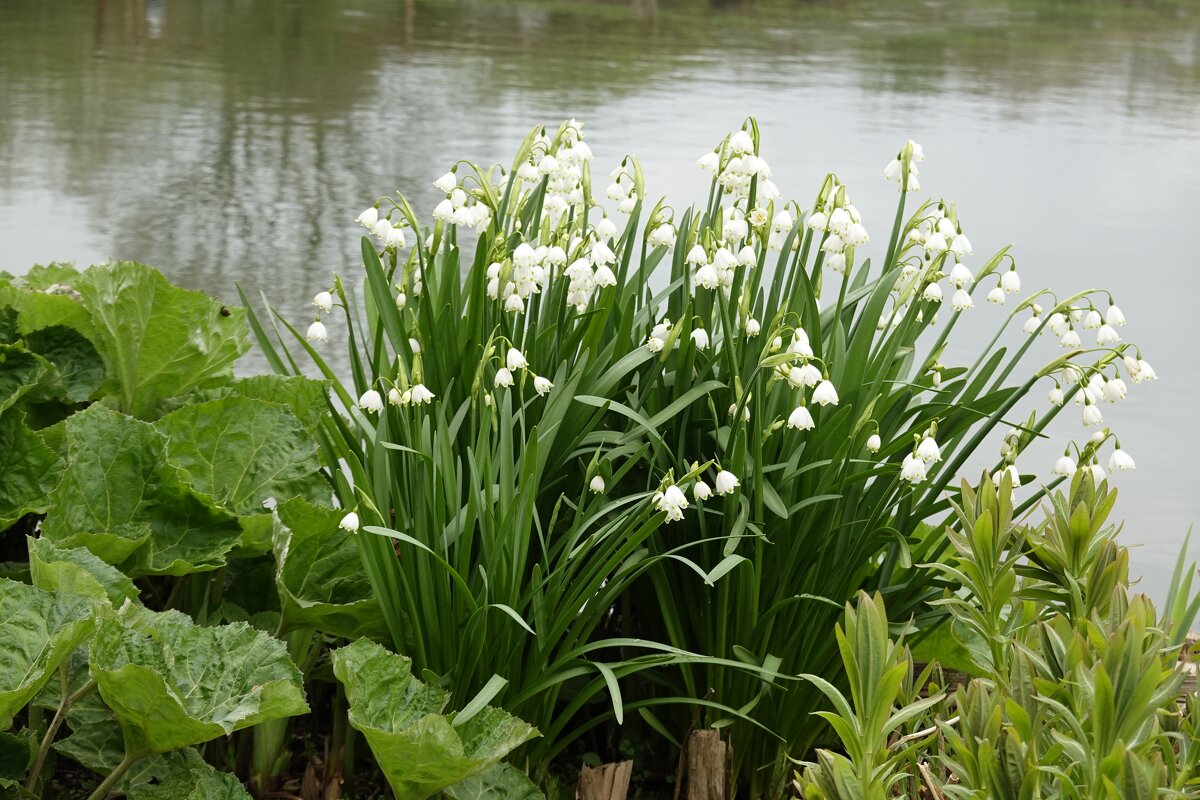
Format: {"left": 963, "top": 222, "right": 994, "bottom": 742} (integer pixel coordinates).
{"left": 2, "top": 0, "right": 1198, "bottom": 587}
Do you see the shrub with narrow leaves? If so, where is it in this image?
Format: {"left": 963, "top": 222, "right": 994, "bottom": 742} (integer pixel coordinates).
{"left": 797, "top": 474, "right": 1200, "bottom": 800}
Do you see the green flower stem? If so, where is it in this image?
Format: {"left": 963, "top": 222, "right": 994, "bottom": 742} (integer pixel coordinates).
{"left": 25, "top": 668, "right": 97, "bottom": 792}
{"left": 85, "top": 750, "right": 144, "bottom": 800}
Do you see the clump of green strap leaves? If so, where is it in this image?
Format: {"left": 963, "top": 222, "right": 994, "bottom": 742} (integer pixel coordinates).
{"left": 244, "top": 118, "right": 1138, "bottom": 795}
{"left": 1, "top": 263, "right": 536, "bottom": 799}
{"left": 795, "top": 472, "right": 1200, "bottom": 800}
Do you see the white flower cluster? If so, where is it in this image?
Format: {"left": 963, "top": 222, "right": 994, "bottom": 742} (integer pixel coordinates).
{"left": 329, "top": 120, "right": 1158, "bottom": 545}
{"left": 956, "top": 297, "right": 1147, "bottom": 484}
{"left": 1025, "top": 294, "right": 1155, "bottom": 478}
{"left": 1024, "top": 302, "right": 1126, "bottom": 351}
{"left": 528, "top": 119, "right": 595, "bottom": 221}
{"left": 305, "top": 290, "right": 335, "bottom": 343}
{"left": 604, "top": 166, "right": 638, "bottom": 216}
{"left": 356, "top": 380, "right": 435, "bottom": 415}
{"left": 687, "top": 240, "right": 753, "bottom": 292}
{"left": 493, "top": 346, "right": 553, "bottom": 396}
{"left": 900, "top": 202, "right": 989, "bottom": 317}
{"left": 1051, "top": 426, "right": 1138, "bottom": 486}
{"left": 883, "top": 140, "right": 924, "bottom": 192}
{"left": 765, "top": 327, "right": 839, "bottom": 433}
{"left": 433, "top": 185, "right": 491, "bottom": 232}
{"left": 487, "top": 243, "right": 555, "bottom": 314}
{"left": 807, "top": 196, "right": 869, "bottom": 275}
{"left": 355, "top": 206, "right": 410, "bottom": 250}
{"left": 564, "top": 234, "right": 618, "bottom": 313}
{"left": 696, "top": 129, "right": 779, "bottom": 202}
{"left": 651, "top": 467, "right": 740, "bottom": 523}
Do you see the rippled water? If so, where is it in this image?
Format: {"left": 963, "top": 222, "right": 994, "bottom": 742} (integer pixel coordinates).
{"left": 2, "top": 0, "right": 1198, "bottom": 587}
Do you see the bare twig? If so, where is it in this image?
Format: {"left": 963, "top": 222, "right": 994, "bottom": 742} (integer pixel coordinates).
{"left": 918, "top": 761, "right": 945, "bottom": 800}
{"left": 890, "top": 715, "right": 960, "bottom": 750}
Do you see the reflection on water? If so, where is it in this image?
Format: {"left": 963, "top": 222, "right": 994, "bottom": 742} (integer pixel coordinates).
{"left": 1, "top": 0, "right": 1198, "bottom": 586}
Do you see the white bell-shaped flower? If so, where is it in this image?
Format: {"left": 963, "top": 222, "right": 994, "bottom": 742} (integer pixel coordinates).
{"left": 653, "top": 485, "right": 689, "bottom": 522}
{"left": 714, "top": 470, "right": 740, "bottom": 495}
{"left": 306, "top": 321, "right": 328, "bottom": 343}
{"left": 312, "top": 291, "right": 333, "bottom": 313}
{"left": 1053, "top": 455, "right": 1077, "bottom": 477}
{"left": 1059, "top": 329, "right": 1081, "bottom": 349}
{"left": 812, "top": 380, "right": 839, "bottom": 406}
{"left": 949, "top": 262, "right": 974, "bottom": 288}
{"left": 356, "top": 207, "right": 379, "bottom": 228}
{"left": 1102, "top": 378, "right": 1127, "bottom": 403}
{"left": 358, "top": 389, "right": 384, "bottom": 414}
{"left": 992, "top": 465, "right": 1021, "bottom": 488}
{"left": 900, "top": 453, "right": 927, "bottom": 483}
{"left": 1108, "top": 448, "right": 1136, "bottom": 471}
{"left": 506, "top": 348, "right": 528, "bottom": 371}
{"left": 1096, "top": 324, "right": 1120, "bottom": 345}
{"left": 787, "top": 405, "right": 815, "bottom": 431}
{"left": 1000, "top": 270, "right": 1021, "bottom": 294}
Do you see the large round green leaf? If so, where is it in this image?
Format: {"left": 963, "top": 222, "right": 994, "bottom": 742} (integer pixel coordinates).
{"left": 41, "top": 404, "right": 242, "bottom": 575}
{"left": 157, "top": 396, "right": 328, "bottom": 554}
{"left": 89, "top": 608, "right": 309, "bottom": 757}
{"left": 71, "top": 262, "right": 248, "bottom": 419}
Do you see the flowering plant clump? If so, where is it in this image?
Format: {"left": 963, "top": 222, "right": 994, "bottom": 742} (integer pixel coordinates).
{"left": 251, "top": 118, "right": 1155, "bottom": 794}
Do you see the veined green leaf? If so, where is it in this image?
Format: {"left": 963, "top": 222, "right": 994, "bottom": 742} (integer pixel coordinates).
{"left": 0, "top": 343, "right": 48, "bottom": 416}
{"left": 0, "top": 728, "right": 35, "bottom": 787}
{"left": 273, "top": 497, "right": 386, "bottom": 640}
{"left": 0, "top": 411, "right": 61, "bottom": 529}
{"left": 71, "top": 262, "right": 249, "bottom": 419}
{"left": 158, "top": 396, "right": 328, "bottom": 549}
{"left": 23, "top": 325, "right": 105, "bottom": 404}
{"left": 165, "top": 374, "right": 330, "bottom": 436}
{"left": 331, "top": 638, "right": 539, "bottom": 800}
{"left": 127, "top": 748, "right": 252, "bottom": 800}
{"left": 41, "top": 404, "right": 243, "bottom": 575}
{"left": 89, "top": 608, "right": 309, "bottom": 756}
{"left": 444, "top": 763, "right": 545, "bottom": 800}
{"left": 0, "top": 578, "right": 95, "bottom": 728}
{"left": 28, "top": 536, "right": 141, "bottom": 608}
